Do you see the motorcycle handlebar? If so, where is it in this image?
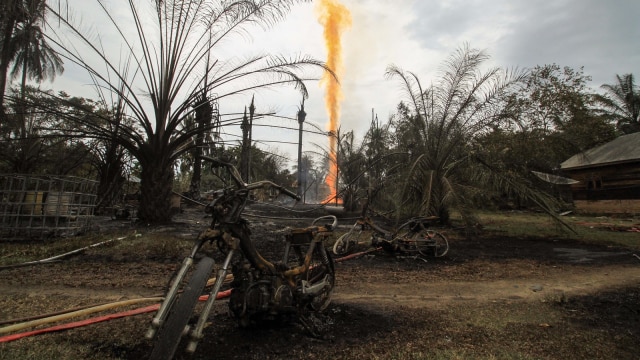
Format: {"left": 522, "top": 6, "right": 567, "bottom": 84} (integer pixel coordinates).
{"left": 312, "top": 215, "right": 338, "bottom": 230}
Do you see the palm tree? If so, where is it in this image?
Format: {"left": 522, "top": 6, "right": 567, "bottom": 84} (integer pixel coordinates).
{"left": 0, "top": 0, "right": 25, "bottom": 118}
{"left": 42, "top": 0, "right": 333, "bottom": 223}
{"left": 9, "top": 0, "right": 63, "bottom": 136}
{"left": 335, "top": 130, "right": 367, "bottom": 211}
{"left": 593, "top": 73, "right": 640, "bottom": 134}
{"left": 9, "top": 0, "right": 63, "bottom": 88}
{"left": 363, "top": 112, "right": 392, "bottom": 188}
{"left": 386, "top": 44, "right": 564, "bottom": 230}
{"left": 358, "top": 113, "right": 400, "bottom": 213}
{"left": 1, "top": 0, "right": 62, "bottom": 119}
{"left": 0, "top": 0, "right": 63, "bottom": 173}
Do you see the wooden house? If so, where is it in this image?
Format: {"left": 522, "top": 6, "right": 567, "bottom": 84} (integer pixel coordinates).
{"left": 560, "top": 132, "right": 640, "bottom": 214}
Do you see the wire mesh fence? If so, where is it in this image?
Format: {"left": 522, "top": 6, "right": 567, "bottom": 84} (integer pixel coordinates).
{"left": 0, "top": 175, "right": 98, "bottom": 240}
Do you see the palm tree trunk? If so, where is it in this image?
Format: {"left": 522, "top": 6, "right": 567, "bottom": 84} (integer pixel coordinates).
{"left": 189, "top": 96, "right": 211, "bottom": 198}
{"left": 138, "top": 155, "right": 174, "bottom": 223}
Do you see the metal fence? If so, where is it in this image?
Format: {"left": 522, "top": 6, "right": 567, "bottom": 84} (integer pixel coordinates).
{"left": 0, "top": 175, "right": 98, "bottom": 240}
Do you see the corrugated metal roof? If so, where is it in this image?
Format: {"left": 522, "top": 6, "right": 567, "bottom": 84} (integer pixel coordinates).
{"left": 560, "top": 132, "right": 640, "bottom": 170}
{"left": 532, "top": 171, "right": 579, "bottom": 184}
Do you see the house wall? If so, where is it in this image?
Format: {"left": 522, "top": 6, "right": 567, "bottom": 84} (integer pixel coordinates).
{"left": 563, "top": 162, "right": 640, "bottom": 214}
{"left": 574, "top": 199, "right": 640, "bottom": 215}
{"left": 564, "top": 162, "right": 640, "bottom": 201}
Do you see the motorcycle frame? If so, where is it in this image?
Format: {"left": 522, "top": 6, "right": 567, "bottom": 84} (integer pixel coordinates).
{"left": 147, "top": 156, "right": 336, "bottom": 355}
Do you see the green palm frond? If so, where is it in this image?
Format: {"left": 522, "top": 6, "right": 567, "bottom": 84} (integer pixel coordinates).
{"left": 592, "top": 73, "right": 640, "bottom": 133}
{"left": 387, "top": 44, "right": 557, "bottom": 232}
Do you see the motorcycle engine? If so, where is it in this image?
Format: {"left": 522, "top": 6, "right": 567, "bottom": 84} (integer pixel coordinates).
{"left": 228, "top": 262, "right": 294, "bottom": 326}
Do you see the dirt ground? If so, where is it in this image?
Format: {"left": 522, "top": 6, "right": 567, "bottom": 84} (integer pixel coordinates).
{"left": 0, "top": 205, "right": 639, "bottom": 359}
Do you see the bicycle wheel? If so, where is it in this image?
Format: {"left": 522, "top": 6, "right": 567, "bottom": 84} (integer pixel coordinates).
{"left": 306, "top": 245, "right": 335, "bottom": 311}
{"left": 149, "top": 256, "right": 215, "bottom": 360}
{"left": 416, "top": 230, "right": 449, "bottom": 257}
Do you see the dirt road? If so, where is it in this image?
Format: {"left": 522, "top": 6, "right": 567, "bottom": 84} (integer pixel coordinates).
{"left": 0, "top": 212, "right": 638, "bottom": 359}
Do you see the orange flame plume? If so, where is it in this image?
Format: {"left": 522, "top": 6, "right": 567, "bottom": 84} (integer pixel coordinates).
{"left": 316, "top": 0, "right": 351, "bottom": 204}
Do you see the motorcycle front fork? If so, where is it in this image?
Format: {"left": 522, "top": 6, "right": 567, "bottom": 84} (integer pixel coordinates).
{"left": 145, "top": 239, "right": 235, "bottom": 354}
{"left": 186, "top": 248, "right": 235, "bottom": 353}
{"left": 145, "top": 239, "right": 208, "bottom": 339}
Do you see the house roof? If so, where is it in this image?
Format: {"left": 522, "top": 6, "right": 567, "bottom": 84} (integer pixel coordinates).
{"left": 560, "top": 132, "right": 640, "bottom": 170}
{"left": 532, "top": 171, "right": 579, "bottom": 184}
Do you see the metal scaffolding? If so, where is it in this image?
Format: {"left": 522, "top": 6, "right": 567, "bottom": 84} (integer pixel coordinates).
{"left": 0, "top": 175, "right": 98, "bottom": 240}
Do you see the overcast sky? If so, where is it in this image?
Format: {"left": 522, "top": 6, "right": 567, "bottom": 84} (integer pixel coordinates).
{"left": 50, "top": 0, "right": 640, "bottom": 165}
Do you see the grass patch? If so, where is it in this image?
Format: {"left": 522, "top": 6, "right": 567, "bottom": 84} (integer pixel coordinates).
{"left": 0, "top": 232, "right": 128, "bottom": 266}
{"left": 475, "top": 210, "right": 640, "bottom": 250}
{"left": 0, "top": 230, "right": 195, "bottom": 267}
{"left": 111, "top": 232, "right": 194, "bottom": 260}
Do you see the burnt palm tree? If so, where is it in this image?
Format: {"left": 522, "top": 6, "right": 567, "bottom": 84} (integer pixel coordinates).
{"left": 386, "top": 45, "right": 565, "bottom": 230}
{"left": 593, "top": 73, "right": 640, "bottom": 134}
{"left": 42, "top": 0, "right": 332, "bottom": 223}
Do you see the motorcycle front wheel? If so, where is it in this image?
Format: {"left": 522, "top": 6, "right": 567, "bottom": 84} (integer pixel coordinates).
{"left": 305, "top": 245, "right": 335, "bottom": 311}
{"left": 149, "top": 256, "right": 215, "bottom": 360}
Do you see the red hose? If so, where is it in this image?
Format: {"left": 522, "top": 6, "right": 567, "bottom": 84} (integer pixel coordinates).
{"left": 334, "top": 247, "right": 382, "bottom": 262}
{"left": 0, "top": 289, "right": 232, "bottom": 343}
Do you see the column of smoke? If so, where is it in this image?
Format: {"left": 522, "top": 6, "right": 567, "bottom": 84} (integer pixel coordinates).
{"left": 316, "top": 0, "right": 351, "bottom": 204}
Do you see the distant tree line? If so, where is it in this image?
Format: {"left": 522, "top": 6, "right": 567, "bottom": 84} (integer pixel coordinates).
{"left": 0, "top": 2, "right": 638, "bottom": 230}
